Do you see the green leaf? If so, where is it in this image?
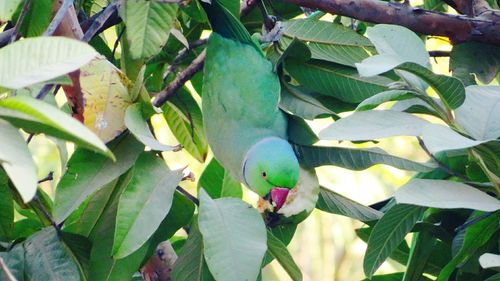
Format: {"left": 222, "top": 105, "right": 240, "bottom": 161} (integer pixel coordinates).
{"left": 293, "top": 144, "right": 435, "bottom": 172}
{"left": 356, "top": 227, "right": 411, "bottom": 268}
{"left": 0, "top": 170, "right": 13, "bottom": 239}
{"left": 282, "top": 19, "right": 372, "bottom": 67}
{"left": 19, "top": 0, "right": 55, "bottom": 37}
{"left": 364, "top": 204, "right": 425, "bottom": 278}
{"left": 0, "top": 120, "right": 37, "bottom": 203}
{"left": 266, "top": 231, "right": 302, "bottom": 281}
{"left": 455, "top": 86, "right": 500, "bottom": 140}
{"left": 285, "top": 59, "right": 391, "bottom": 103}
{"left": 54, "top": 135, "right": 143, "bottom": 223}
{"left": 450, "top": 42, "right": 500, "bottom": 84}
{"left": 61, "top": 232, "right": 92, "bottom": 279}
{"left": 396, "top": 62, "right": 466, "bottom": 109}
{"left": 279, "top": 82, "right": 336, "bottom": 120}
{"left": 198, "top": 158, "right": 242, "bottom": 199}
{"left": 63, "top": 180, "right": 117, "bottom": 238}
{"left": 113, "top": 153, "right": 183, "bottom": 258}
{"left": 402, "top": 231, "right": 437, "bottom": 281}
{"left": 198, "top": 189, "right": 267, "bottom": 281}
{"left": 0, "top": 0, "right": 22, "bottom": 21}
{"left": 125, "top": 103, "right": 178, "bottom": 151}
{"left": 420, "top": 124, "right": 499, "bottom": 153}
{"left": 366, "top": 24, "right": 430, "bottom": 67}
{"left": 0, "top": 243, "right": 25, "bottom": 281}
{"left": 163, "top": 88, "right": 207, "bottom": 162}
{"left": 0, "top": 96, "right": 112, "bottom": 158}
{"left": 24, "top": 228, "right": 80, "bottom": 281}
{"left": 356, "top": 90, "right": 419, "bottom": 111}
{"left": 0, "top": 37, "right": 97, "bottom": 89}
{"left": 395, "top": 179, "right": 500, "bottom": 211}
{"left": 485, "top": 273, "right": 500, "bottom": 281}
{"left": 171, "top": 220, "right": 215, "bottom": 281}
{"left": 361, "top": 272, "right": 432, "bottom": 281}
{"left": 437, "top": 212, "right": 500, "bottom": 281}
{"left": 316, "top": 187, "right": 383, "bottom": 221}
{"left": 120, "top": 0, "right": 178, "bottom": 59}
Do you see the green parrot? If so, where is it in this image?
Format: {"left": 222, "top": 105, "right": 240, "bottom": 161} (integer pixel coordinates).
{"left": 201, "top": 0, "right": 319, "bottom": 217}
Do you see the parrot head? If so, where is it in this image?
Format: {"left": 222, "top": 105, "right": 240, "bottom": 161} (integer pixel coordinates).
{"left": 243, "top": 138, "right": 299, "bottom": 212}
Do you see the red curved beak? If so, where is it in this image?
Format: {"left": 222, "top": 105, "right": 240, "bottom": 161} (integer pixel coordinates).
{"left": 270, "top": 188, "right": 290, "bottom": 212}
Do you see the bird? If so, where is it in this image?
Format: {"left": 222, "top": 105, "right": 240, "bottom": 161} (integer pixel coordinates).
{"left": 200, "top": 0, "right": 319, "bottom": 219}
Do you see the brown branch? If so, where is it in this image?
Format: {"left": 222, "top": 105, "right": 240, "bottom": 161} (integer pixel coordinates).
{"left": 82, "top": 0, "right": 121, "bottom": 42}
{"left": 44, "top": 0, "right": 74, "bottom": 36}
{"left": 153, "top": 50, "right": 206, "bottom": 107}
{"left": 283, "top": 0, "right": 500, "bottom": 45}
{"left": 429, "top": 50, "right": 450, "bottom": 57}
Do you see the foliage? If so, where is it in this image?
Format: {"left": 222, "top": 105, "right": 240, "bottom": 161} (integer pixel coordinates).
{"left": 0, "top": 0, "right": 499, "bottom": 280}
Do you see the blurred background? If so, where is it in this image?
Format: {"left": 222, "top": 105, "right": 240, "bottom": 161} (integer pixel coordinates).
{"left": 26, "top": 6, "right": 463, "bottom": 281}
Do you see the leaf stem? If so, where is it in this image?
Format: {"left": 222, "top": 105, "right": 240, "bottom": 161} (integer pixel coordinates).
{"left": 417, "top": 137, "right": 469, "bottom": 181}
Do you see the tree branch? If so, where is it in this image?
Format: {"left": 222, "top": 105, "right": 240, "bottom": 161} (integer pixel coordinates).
{"left": 82, "top": 0, "right": 121, "bottom": 42}
{"left": 153, "top": 50, "right": 206, "bottom": 107}
{"left": 44, "top": 0, "right": 74, "bottom": 36}
{"left": 283, "top": 0, "right": 500, "bottom": 45}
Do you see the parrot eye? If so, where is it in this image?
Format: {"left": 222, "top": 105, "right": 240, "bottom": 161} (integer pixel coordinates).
{"left": 261, "top": 171, "right": 267, "bottom": 179}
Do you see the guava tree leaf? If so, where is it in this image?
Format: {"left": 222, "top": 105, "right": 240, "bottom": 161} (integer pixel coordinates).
{"left": 0, "top": 120, "right": 37, "bottom": 203}
{"left": 266, "top": 230, "right": 302, "bottom": 281}
{"left": 54, "top": 135, "right": 143, "bottom": 223}
{"left": 364, "top": 204, "right": 425, "bottom": 278}
{"left": 0, "top": 96, "right": 112, "bottom": 158}
{"left": 479, "top": 253, "right": 500, "bottom": 269}
{"left": 316, "top": 187, "right": 383, "bottom": 221}
{"left": 293, "top": 144, "right": 435, "bottom": 172}
{"left": 198, "top": 190, "right": 267, "bottom": 281}
{"left": 283, "top": 19, "right": 372, "bottom": 67}
{"left": 113, "top": 153, "right": 183, "bottom": 258}
{"left": 279, "top": 82, "right": 336, "bottom": 120}
{"left": 356, "top": 90, "right": 419, "bottom": 111}
{"left": 198, "top": 158, "right": 242, "bottom": 199}
{"left": 120, "top": 0, "right": 177, "bottom": 59}
{"left": 395, "top": 179, "right": 500, "bottom": 211}
{"left": 0, "top": 37, "right": 97, "bottom": 89}
{"left": 450, "top": 42, "right": 500, "bottom": 84}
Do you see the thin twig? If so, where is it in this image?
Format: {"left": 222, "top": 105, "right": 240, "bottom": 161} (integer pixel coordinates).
{"left": 161, "top": 38, "right": 208, "bottom": 79}
{"left": 176, "top": 186, "right": 199, "bottom": 206}
{"left": 44, "top": 0, "right": 74, "bottom": 36}
{"left": 153, "top": 50, "right": 206, "bottom": 107}
{"left": 38, "top": 172, "right": 54, "bottom": 184}
{"left": 10, "top": 0, "right": 32, "bottom": 43}
{"left": 35, "top": 84, "right": 57, "bottom": 100}
{"left": 417, "top": 137, "right": 469, "bottom": 181}
{"left": 31, "top": 195, "right": 60, "bottom": 232}
{"left": 112, "top": 26, "right": 126, "bottom": 58}
{"left": 82, "top": 0, "right": 119, "bottom": 42}
{"left": 429, "top": 50, "right": 451, "bottom": 57}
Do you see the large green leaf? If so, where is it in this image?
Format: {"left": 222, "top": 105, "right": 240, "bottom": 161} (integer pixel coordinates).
{"left": 62, "top": 180, "right": 117, "bottom": 238}
{"left": 0, "top": 96, "right": 112, "bottom": 158}
{"left": 0, "top": 243, "right": 25, "bottom": 281}
{"left": 402, "top": 231, "right": 437, "bottom": 281}
{"left": 450, "top": 42, "right": 500, "bottom": 84}
{"left": 266, "top": 231, "right": 302, "bottom": 281}
{"left": 282, "top": 19, "right": 372, "bottom": 67}
{"left": 113, "top": 153, "right": 183, "bottom": 258}
{"left": 0, "top": 0, "right": 22, "bottom": 21}
{"left": 0, "top": 170, "right": 13, "bottom": 239}
{"left": 120, "top": 0, "right": 177, "bottom": 59}
{"left": 366, "top": 25, "right": 430, "bottom": 67}
{"left": 479, "top": 253, "right": 500, "bottom": 269}
{"left": 0, "top": 120, "right": 37, "bottom": 203}
{"left": 286, "top": 59, "right": 391, "bottom": 103}
{"left": 279, "top": 82, "right": 336, "bottom": 120}
{"left": 396, "top": 62, "right": 465, "bottom": 109}
{"left": 24, "top": 228, "right": 80, "bottom": 281}
{"left": 316, "top": 187, "right": 383, "bottom": 222}
{"left": 125, "top": 103, "right": 178, "bottom": 151}
{"left": 171, "top": 220, "right": 215, "bottom": 281}
{"left": 363, "top": 204, "right": 426, "bottom": 278}
{"left": 437, "top": 212, "right": 500, "bottom": 281}
{"left": 395, "top": 179, "right": 500, "bottom": 211}
{"left": 54, "top": 135, "right": 143, "bottom": 223}
{"left": 0, "top": 37, "right": 97, "bottom": 89}
{"left": 198, "top": 190, "right": 267, "bottom": 281}
{"left": 455, "top": 86, "right": 500, "bottom": 140}
{"left": 356, "top": 90, "right": 419, "bottom": 111}
{"left": 19, "top": 0, "right": 55, "bottom": 37}
{"left": 163, "top": 88, "right": 207, "bottom": 162}
{"left": 198, "top": 158, "right": 242, "bottom": 199}
{"left": 293, "top": 144, "right": 435, "bottom": 172}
